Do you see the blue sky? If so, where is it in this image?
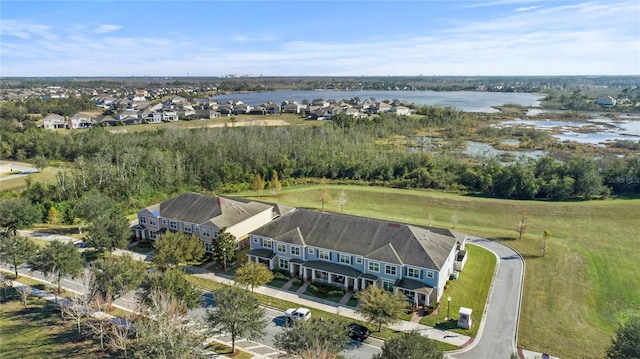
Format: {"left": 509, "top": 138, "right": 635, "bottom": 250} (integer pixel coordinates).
{"left": 1, "top": 1, "right": 639, "bottom": 77}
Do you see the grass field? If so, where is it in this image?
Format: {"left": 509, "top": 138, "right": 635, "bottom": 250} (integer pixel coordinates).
{"left": 231, "top": 185, "right": 640, "bottom": 359}
{"left": 0, "top": 167, "right": 58, "bottom": 192}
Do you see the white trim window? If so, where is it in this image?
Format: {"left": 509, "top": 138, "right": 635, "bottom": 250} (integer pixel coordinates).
{"left": 263, "top": 239, "right": 273, "bottom": 249}
{"left": 204, "top": 242, "right": 214, "bottom": 253}
{"left": 291, "top": 246, "right": 301, "bottom": 256}
{"left": 382, "top": 280, "right": 394, "bottom": 292}
{"left": 183, "top": 223, "right": 192, "bottom": 233}
{"left": 202, "top": 228, "right": 211, "bottom": 237}
{"left": 149, "top": 231, "right": 158, "bottom": 240}
{"left": 169, "top": 221, "right": 178, "bottom": 230}
{"left": 307, "top": 247, "right": 315, "bottom": 255}
{"left": 139, "top": 216, "right": 146, "bottom": 224}
{"left": 318, "top": 249, "right": 330, "bottom": 260}
{"left": 253, "top": 237, "right": 259, "bottom": 243}
{"left": 407, "top": 267, "right": 421, "bottom": 279}
{"left": 277, "top": 243, "right": 287, "bottom": 253}
{"left": 279, "top": 258, "right": 289, "bottom": 270}
{"left": 355, "top": 256, "right": 363, "bottom": 264}
{"left": 426, "top": 270, "right": 435, "bottom": 279}
{"left": 149, "top": 217, "right": 157, "bottom": 226}
{"left": 385, "top": 265, "right": 397, "bottom": 276}
{"left": 339, "top": 254, "right": 351, "bottom": 264}
{"left": 368, "top": 261, "right": 380, "bottom": 272}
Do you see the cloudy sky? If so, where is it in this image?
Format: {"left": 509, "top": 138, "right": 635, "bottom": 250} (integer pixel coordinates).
{"left": 1, "top": 0, "right": 638, "bottom": 77}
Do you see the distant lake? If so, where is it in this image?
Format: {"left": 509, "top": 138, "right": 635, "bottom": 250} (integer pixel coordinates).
{"left": 210, "top": 90, "right": 543, "bottom": 113}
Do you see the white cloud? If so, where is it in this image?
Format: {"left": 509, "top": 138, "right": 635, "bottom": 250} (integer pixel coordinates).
{"left": 514, "top": 6, "right": 539, "bottom": 12}
{"left": 94, "top": 24, "right": 122, "bottom": 34}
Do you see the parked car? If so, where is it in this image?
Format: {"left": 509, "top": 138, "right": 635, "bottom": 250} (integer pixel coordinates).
{"left": 347, "top": 322, "right": 370, "bottom": 342}
{"left": 284, "top": 307, "right": 311, "bottom": 323}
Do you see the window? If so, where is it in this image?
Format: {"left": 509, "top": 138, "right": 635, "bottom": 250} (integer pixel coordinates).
{"left": 253, "top": 237, "right": 259, "bottom": 243}
{"left": 202, "top": 228, "right": 210, "bottom": 237}
{"left": 162, "top": 219, "right": 167, "bottom": 225}
{"left": 213, "top": 230, "right": 220, "bottom": 238}
{"left": 385, "top": 265, "right": 397, "bottom": 276}
{"left": 407, "top": 267, "right": 420, "bottom": 279}
{"left": 149, "top": 218, "right": 157, "bottom": 226}
{"left": 139, "top": 216, "right": 146, "bottom": 224}
{"left": 368, "top": 261, "right": 380, "bottom": 272}
{"left": 149, "top": 232, "right": 158, "bottom": 240}
{"left": 183, "top": 223, "right": 192, "bottom": 232}
{"left": 277, "top": 243, "right": 287, "bottom": 253}
{"left": 355, "top": 257, "right": 363, "bottom": 264}
{"left": 263, "top": 239, "right": 272, "bottom": 249}
{"left": 318, "top": 250, "right": 329, "bottom": 260}
{"left": 339, "top": 254, "right": 351, "bottom": 264}
{"left": 169, "top": 221, "right": 178, "bottom": 230}
{"left": 291, "top": 246, "right": 300, "bottom": 256}
{"left": 204, "top": 242, "right": 214, "bottom": 253}
{"left": 382, "top": 281, "right": 394, "bottom": 292}
{"left": 307, "top": 248, "right": 315, "bottom": 255}
{"left": 426, "top": 271, "right": 434, "bottom": 279}
{"left": 279, "top": 258, "right": 289, "bottom": 270}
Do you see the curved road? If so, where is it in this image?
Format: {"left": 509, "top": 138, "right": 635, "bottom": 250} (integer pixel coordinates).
{"left": 451, "top": 236, "right": 525, "bottom": 359}
{"left": 0, "top": 163, "right": 38, "bottom": 182}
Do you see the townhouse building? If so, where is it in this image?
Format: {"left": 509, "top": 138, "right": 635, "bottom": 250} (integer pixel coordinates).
{"left": 247, "top": 208, "right": 468, "bottom": 307}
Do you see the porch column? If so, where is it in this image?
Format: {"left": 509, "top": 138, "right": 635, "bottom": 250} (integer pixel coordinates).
{"left": 268, "top": 259, "right": 274, "bottom": 271}
{"left": 311, "top": 270, "right": 316, "bottom": 282}
{"left": 327, "top": 275, "right": 332, "bottom": 284}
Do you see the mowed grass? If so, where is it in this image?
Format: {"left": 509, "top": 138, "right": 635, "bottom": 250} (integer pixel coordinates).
{"left": 0, "top": 167, "right": 58, "bottom": 192}
{"left": 232, "top": 185, "right": 640, "bottom": 359}
{"left": 0, "top": 294, "right": 108, "bottom": 359}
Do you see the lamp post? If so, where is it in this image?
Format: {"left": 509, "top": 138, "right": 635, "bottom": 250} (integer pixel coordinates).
{"left": 447, "top": 296, "right": 451, "bottom": 321}
{"left": 223, "top": 247, "right": 227, "bottom": 272}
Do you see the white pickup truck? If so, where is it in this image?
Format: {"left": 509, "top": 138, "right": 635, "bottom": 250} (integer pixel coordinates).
{"left": 284, "top": 307, "right": 311, "bottom": 323}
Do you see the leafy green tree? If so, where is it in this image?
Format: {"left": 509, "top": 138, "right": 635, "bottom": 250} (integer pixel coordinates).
{"left": 356, "top": 285, "right": 408, "bottom": 332}
{"left": 151, "top": 232, "right": 205, "bottom": 271}
{"left": 206, "top": 285, "right": 267, "bottom": 353}
{"left": 30, "top": 240, "right": 82, "bottom": 295}
{"left": 139, "top": 268, "right": 201, "bottom": 310}
{"left": 133, "top": 289, "right": 208, "bottom": 359}
{"left": 373, "top": 330, "right": 443, "bottom": 359}
{"left": 74, "top": 192, "right": 117, "bottom": 223}
{"left": 85, "top": 210, "right": 131, "bottom": 252}
{"left": 234, "top": 262, "right": 274, "bottom": 293}
{"left": 213, "top": 228, "right": 236, "bottom": 272}
{"left": 542, "top": 229, "right": 551, "bottom": 257}
{"left": 0, "top": 234, "right": 38, "bottom": 278}
{"left": 0, "top": 197, "right": 41, "bottom": 235}
{"left": 274, "top": 318, "right": 350, "bottom": 359}
{"left": 606, "top": 316, "right": 640, "bottom": 359}
{"left": 90, "top": 254, "right": 146, "bottom": 306}
{"left": 46, "top": 206, "right": 60, "bottom": 225}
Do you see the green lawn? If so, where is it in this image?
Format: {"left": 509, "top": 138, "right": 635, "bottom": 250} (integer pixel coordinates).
{"left": 0, "top": 294, "right": 108, "bottom": 358}
{"left": 230, "top": 185, "right": 640, "bottom": 359}
{"left": 419, "top": 244, "right": 496, "bottom": 337}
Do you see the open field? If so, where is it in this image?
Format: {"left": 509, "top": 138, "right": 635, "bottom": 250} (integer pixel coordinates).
{"left": 0, "top": 167, "right": 58, "bottom": 192}
{"left": 231, "top": 185, "right": 640, "bottom": 359}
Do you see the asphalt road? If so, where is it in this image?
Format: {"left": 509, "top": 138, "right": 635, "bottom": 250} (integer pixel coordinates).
{"left": 450, "top": 236, "right": 524, "bottom": 359}
{"left": 0, "top": 164, "right": 38, "bottom": 182}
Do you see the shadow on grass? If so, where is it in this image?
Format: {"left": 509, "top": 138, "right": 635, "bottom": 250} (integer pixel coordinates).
{"left": 433, "top": 318, "right": 459, "bottom": 331}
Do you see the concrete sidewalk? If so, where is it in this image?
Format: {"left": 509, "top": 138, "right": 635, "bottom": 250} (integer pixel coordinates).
{"left": 191, "top": 271, "right": 474, "bottom": 349}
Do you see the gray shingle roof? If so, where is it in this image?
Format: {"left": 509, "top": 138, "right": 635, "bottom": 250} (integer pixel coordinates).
{"left": 154, "top": 192, "right": 272, "bottom": 227}
{"left": 251, "top": 209, "right": 459, "bottom": 270}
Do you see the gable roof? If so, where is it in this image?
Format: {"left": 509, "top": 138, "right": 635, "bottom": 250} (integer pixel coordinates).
{"left": 251, "top": 209, "right": 459, "bottom": 270}
{"left": 152, "top": 192, "right": 272, "bottom": 227}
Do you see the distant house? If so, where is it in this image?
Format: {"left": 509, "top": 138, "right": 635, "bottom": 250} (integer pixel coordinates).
{"left": 42, "top": 114, "right": 66, "bottom": 129}
{"left": 135, "top": 192, "right": 277, "bottom": 251}
{"left": 114, "top": 110, "right": 140, "bottom": 121}
{"left": 264, "top": 102, "right": 281, "bottom": 115}
{"left": 249, "top": 106, "right": 267, "bottom": 115}
{"left": 233, "top": 103, "right": 250, "bottom": 115}
{"left": 391, "top": 106, "right": 415, "bottom": 116}
{"left": 247, "top": 208, "right": 468, "bottom": 307}
{"left": 282, "top": 101, "right": 305, "bottom": 114}
{"left": 69, "top": 113, "right": 94, "bottom": 129}
{"left": 97, "top": 115, "right": 118, "bottom": 127}
{"left": 596, "top": 96, "right": 617, "bottom": 106}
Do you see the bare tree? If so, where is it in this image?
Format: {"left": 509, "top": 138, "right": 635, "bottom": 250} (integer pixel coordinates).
{"left": 107, "top": 319, "right": 134, "bottom": 359}
{"left": 320, "top": 178, "right": 331, "bottom": 210}
{"left": 450, "top": 213, "right": 459, "bottom": 229}
{"left": 516, "top": 210, "right": 529, "bottom": 240}
{"left": 86, "top": 295, "right": 111, "bottom": 350}
{"left": 0, "top": 273, "right": 12, "bottom": 301}
{"left": 16, "top": 284, "right": 31, "bottom": 308}
{"left": 427, "top": 214, "right": 433, "bottom": 226}
{"left": 335, "top": 190, "right": 348, "bottom": 213}
{"left": 61, "top": 292, "right": 92, "bottom": 336}
{"left": 542, "top": 229, "right": 551, "bottom": 257}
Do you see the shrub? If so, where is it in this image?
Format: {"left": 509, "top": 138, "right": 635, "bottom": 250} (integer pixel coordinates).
{"left": 308, "top": 284, "right": 319, "bottom": 294}
{"left": 273, "top": 271, "right": 290, "bottom": 281}
{"left": 328, "top": 290, "right": 345, "bottom": 297}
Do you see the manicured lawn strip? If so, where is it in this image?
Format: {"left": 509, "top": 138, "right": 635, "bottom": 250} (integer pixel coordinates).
{"left": 0, "top": 167, "right": 58, "bottom": 191}
{"left": 231, "top": 185, "right": 640, "bottom": 359}
{"left": 267, "top": 279, "right": 287, "bottom": 288}
{"left": 0, "top": 296, "right": 104, "bottom": 358}
{"left": 419, "top": 244, "right": 496, "bottom": 337}
{"left": 205, "top": 342, "right": 253, "bottom": 359}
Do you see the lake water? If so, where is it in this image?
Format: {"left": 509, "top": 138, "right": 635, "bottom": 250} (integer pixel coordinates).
{"left": 497, "top": 117, "right": 640, "bottom": 146}
{"left": 211, "top": 90, "right": 543, "bottom": 113}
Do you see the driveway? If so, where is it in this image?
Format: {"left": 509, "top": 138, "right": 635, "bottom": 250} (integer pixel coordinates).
{"left": 0, "top": 163, "right": 38, "bottom": 182}
{"left": 450, "top": 236, "right": 525, "bottom": 359}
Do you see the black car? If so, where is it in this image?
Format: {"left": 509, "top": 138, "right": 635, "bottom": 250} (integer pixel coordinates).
{"left": 347, "top": 323, "right": 370, "bottom": 342}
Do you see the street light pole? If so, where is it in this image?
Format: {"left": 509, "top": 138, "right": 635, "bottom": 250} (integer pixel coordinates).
{"left": 223, "top": 247, "right": 227, "bottom": 272}
{"left": 447, "top": 296, "right": 451, "bottom": 321}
